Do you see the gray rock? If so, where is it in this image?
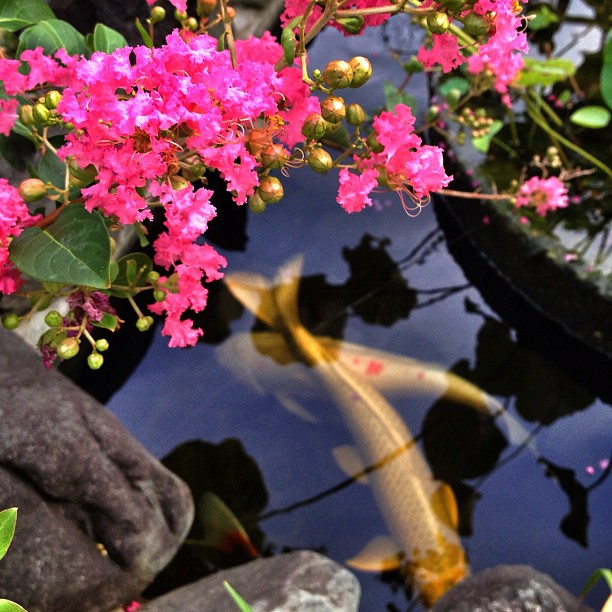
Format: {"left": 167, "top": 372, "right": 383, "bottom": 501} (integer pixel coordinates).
{"left": 432, "top": 565, "right": 594, "bottom": 612}
{"left": 141, "top": 550, "right": 361, "bottom": 612}
{"left": 0, "top": 328, "right": 194, "bottom": 612}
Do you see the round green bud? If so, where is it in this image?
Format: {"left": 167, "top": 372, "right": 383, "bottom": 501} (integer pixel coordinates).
{"left": 153, "top": 289, "right": 167, "bottom": 302}
{"left": 427, "top": 11, "right": 450, "bottom": 35}
{"left": 150, "top": 6, "right": 166, "bottom": 23}
{"left": 312, "top": 68, "right": 322, "bottom": 80}
{"left": 147, "top": 270, "right": 161, "bottom": 283}
{"left": 185, "top": 17, "right": 199, "bottom": 31}
{"left": 403, "top": 56, "right": 424, "bottom": 75}
{"left": 44, "top": 310, "right": 63, "bottom": 327}
{"left": 257, "top": 175, "right": 284, "bottom": 204}
{"left": 197, "top": 0, "right": 217, "bottom": 16}
{"left": 2, "top": 313, "right": 20, "bottom": 330}
{"left": 260, "top": 144, "right": 290, "bottom": 170}
{"left": 439, "top": 0, "right": 465, "bottom": 11}
{"left": 463, "top": 12, "right": 490, "bottom": 37}
{"left": 18, "top": 178, "right": 47, "bottom": 202}
{"left": 322, "top": 60, "right": 353, "bottom": 89}
{"left": 320, "top": 96, "right": 346, "bottom": 125}
{"left": 95, "top": 338, "right": 110, "bottom": 352}
{"left": 170, "top": 175, "right": 191, "bottom": 191}
{"left": 174, "top": 10, "right": 188, "bottom": 21}
{"left": 57, "top": 337, "right": 80, "bottom": 360}
{"left": 44, "top": 90, "right": 62, "bottom": 110}
{"left": 366, "top": 131, "right": 384, "bottom": 153}
{"left": 348, "top": 56, "right": 372, "bottom": 88}
{"left": 136, "top": 316, "right": 154, "bottom": 332}
{"left": 87, "top": 352, "right": 104, "bottom": 370}
{"left": 426, "top": 104, "right": 441, "bottom": 122}
{"left": 248, "top": 192, "right": 266, "bottom": 213}
{"left": 446, "top": 87, "right": 462, "bottom": 109}
{"left": 301, "top": 113, "right": 328, "bottom": 141}
{"left": 307, "top": 148, "right": 333, "bottom": 174}
{"left": 32, "top": 103, "right": 51, "bottom": 124}
{"left": 18, "top": 104, "right": 35, "bottom": 126}
{"left": 336, "top": 16, "right": 365, "bottom": 35}
{"left": 346, "top": 103, "right": 366, "bottom": 126}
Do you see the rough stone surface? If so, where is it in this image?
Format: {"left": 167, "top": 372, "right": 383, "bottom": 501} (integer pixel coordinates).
{"left": 0, "top": 328, "right": 194, "bottom": 612}
{"left": 432, "top": 565, "right": 594, "bottom": 612}
{"left": 141, "top": 550, "right": 361, "bottom": 612}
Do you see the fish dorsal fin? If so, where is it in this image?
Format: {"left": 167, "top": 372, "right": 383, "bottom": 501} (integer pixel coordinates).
{"left": 272, "top": 255, "right": 304, "bottom": 331}
{"left": 198, "top": 491, "right": 257, "bottom": 557}
{"left": 333, "top": 445, "right": 369, "bottom": 484}
{"left": 430, "top": 482, "right": 459, "bottom": 531}
{"left": 346, "top": 536, "right": 403, "bottom": 572}
{"left": 225, "top": 271, "right": 280, "bottom": 329}
{"left": 252, "top": 331, "right": 295, "bottom": 365}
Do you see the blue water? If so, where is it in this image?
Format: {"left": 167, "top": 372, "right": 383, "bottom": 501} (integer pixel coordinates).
{"left": 108, "top": 26, "right": 612, "bottom": 611}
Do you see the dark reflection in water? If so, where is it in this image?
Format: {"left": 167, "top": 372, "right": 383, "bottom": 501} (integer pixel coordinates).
{"left": 107, "top": 26, "right": 612, "bottom": 612}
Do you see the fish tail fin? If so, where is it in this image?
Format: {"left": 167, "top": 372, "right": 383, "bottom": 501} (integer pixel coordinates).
{"left": 273, "top": 255, "right": 304, "bottom": 331}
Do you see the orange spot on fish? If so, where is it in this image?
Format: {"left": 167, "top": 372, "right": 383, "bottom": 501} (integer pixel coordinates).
{"left": 365, "top": 360, "right": 383, "bottom": 375}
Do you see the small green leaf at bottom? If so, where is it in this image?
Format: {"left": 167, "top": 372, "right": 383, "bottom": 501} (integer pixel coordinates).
{"left": 0, "top": 599, "right": 27, "bottom": 612}
{"left": 223, "top": 581, "right": 253, "bottom": 612}
{"left": 0, "top": 508, "right": 17, "bottom": 561}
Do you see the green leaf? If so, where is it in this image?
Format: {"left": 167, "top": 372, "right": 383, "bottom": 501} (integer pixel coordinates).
{"left": 0, "top": 508, "right": 17, "bottom": 561}
{"left": 383, "top": 81, "right": 417, "bottom": 113}
{"left": 17, "top": 19, "right": 87, "bottom": 56}
{"left": 569, "top": 105, "right": 611, "bottom": 128}
{"left": 9, "top": 205, "right": 112, "bottom": 289}
{"left": 472, "top": 119, "right": 504, "bottom": 153}
{"left": 223, "top": 581, "right": 253, "bottom": 612}
{"left": 438, "top": 77, "right": 469, "bottom": 97}
{"left": 580, "top": 568, "right": 612, "bottom": 598}
{"left": 108, "top": 252, "right": 153, "bottom": 297}
{"left": 92, "top": 312, "right": 119, "bottom": 331}
{"left": 527, "top": 5, "right": 559, "bottom": 31}
{"left": 134, "top": 18, "right": 152, "bottom": 49}
{"left": 92, "top": 23, "right": 128, "bottom": 54}
{"left": 37, "top": 148, "right": 65, "bottom": 189}
{"left": 601, "top": 30, "right": 612, "bottom": 110}
{"left": 0, "top": 600, "right": 27, "bottom": 612}
{"left": 0, "top": 0, "right": 54, "bottom": 32}
{"left": 517, "top": 57, "right": 576, "bottom": 87}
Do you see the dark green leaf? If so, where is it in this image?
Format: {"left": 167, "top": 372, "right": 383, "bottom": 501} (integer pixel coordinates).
{"left": 472, "top": 119, "right": 504, "bottom": 153}
{"left": 17, "top": 19, "right": 87, "bottom": 56}
{"left": 527, "top": 4, "right": 559, "bottom": 31}
{"left": 601, "top": 31, "right": 612, "bottom": 110}
{"left": 92, "top": 23, "right": 128, "bottom": 54}
{"left": 569, "top": 105, "right": 611, "bottom": 129}
{"left": 517, "top": 57, "right": 576, "bottom": 87}
{"left": 134, "top": 18, "right": 152, "bottom": 49}
{"left": 438, "top": 77, "right": 469, "bottom": 97}
{"left": 0, "top": 508, "right": 17, "bottom": 561}
{"left": 383, "top": 81, "right": 416, "bottom": 113}
{"left": 92, "top": 312, "right": 119, "bottom": 331}
{"left": 9, "top": 205, "right": 112, "bottom": 289}
{"left": 37, "top": 148, "right": 65, "bottom": 189}
{"left": 0, "top": 0, "right": 54, "bottom": 32}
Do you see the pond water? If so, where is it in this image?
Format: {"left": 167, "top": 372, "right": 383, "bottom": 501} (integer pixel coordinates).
{"left": 106, "top": 24, "right": 612, "bottom": 611}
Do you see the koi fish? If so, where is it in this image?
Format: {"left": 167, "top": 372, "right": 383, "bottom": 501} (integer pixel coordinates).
{"left": 222, "top": 256, "right": 528, "bottom": 606}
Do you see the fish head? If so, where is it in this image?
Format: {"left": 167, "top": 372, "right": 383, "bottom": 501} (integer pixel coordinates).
{"left": 408, "top": 533, "right": 469, "bottom": 608}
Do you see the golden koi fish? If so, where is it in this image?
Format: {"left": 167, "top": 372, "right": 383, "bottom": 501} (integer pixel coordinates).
{"left": 222, "top": 256, "right": 512, "bottom": 606}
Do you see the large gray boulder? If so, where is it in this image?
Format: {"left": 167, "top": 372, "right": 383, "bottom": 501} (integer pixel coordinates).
{"left": 0, "top": 328, "right": 194, "bottom": 611}
{"left": 432, "top": 564, "right": 594, "bottom": 612}
{"left": 141, "top": 550, "right": 361, "bottom": 612}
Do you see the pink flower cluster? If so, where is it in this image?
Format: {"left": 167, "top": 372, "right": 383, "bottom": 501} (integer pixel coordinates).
{"left": 337, "top": 104, "right": 452, "bottom": 213}
{"left": 0, "top": 31, "right": 318, "bottom": 347}
{"left": 515, "top": 176, "right": 569, "bottom": 216}
{"left": 417, "top": 0, "right": 527, "bottom": 104}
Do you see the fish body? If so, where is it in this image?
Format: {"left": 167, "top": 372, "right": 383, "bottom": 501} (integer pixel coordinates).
{"left": 224, "top": 257, "right": 474, "bottom": 606}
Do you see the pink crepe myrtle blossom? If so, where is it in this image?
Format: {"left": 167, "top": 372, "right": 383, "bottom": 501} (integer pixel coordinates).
{"left": 417, "top": 32, "right": 465, "bottom": 73}
{"left": 336, "top": 168, "right": 378, "bottom": 213}
{"left": 515, "top": 176, "right": 569, "bottom": 216}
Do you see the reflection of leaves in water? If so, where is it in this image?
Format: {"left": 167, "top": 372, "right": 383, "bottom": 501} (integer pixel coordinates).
{"left": 144, "top": 438, "right": 268, "bottom": 597}
{"left": 462, "top": 302, "right": 594, "bottom": 424}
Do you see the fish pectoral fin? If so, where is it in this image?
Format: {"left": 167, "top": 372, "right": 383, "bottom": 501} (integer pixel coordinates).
{"left": 346, "top": 536, "right": 403, "bottom": 572}
{"left": 224, "top": 272, "right": 280, "bottom": 329}
{"left": 275, "top": 391, "right": 319, "bottom": 423}
{"left": 430, "top": 482, "right": 460, "bottom": 531}
{"left": 332, "top": 445, "right": 369, "bottom": 484}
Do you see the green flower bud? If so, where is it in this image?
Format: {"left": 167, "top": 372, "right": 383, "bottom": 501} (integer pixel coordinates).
{"left": 403, "top": 56, "right": 424, "bottom": 75}
{"left": 153, "top": 289, "right": 167, "bottom": 302}
{"left": 150, "top": 6, "right": 166, "bottom": 23}
{"left": 174, "top": 10, "right": 188, "bottom": 21}
{"left": 463, "top": 12, "right": 490, "bottom": 37}
{"left": 170, "top": 175, "right": 191, "bottom": 191}
{"left": 439, "top": 0, "right": 465, "bottom": 11}
{"left": 307, "top": 148, "right": 333, "bottom": 174}
{"left": 312, "top": 68, "right": 322, "bottom": 80}
{"left": 197, "top": 0, "right": 217, "bottom": 16}
{"left": 185, "top": 16, "right": 199, "bottom": 31}
{"left": 336, "top": 15, "right": 365, "bottom": 35}
{"left": 18, "top": 104, "right": 35, "bottom": 126}
{"left": 87, "top": 352, "right": 104, "bottom": 370}
{"left": 346, "top": 103, "right": 366, "bottom": 126}
{"left": 260, "top": 144, "right": 290, "bottom": 169}
{"left": 147, "top": 270, "right": 161, "bottom": 283}
{"left": 322, "top": 60, "right": 353, "bottom": 89}
{"left": 301, "top": 113, "right": 328, "bottom": 141}
{"left": 57, "top": 337, "right": 80, "bottom": 360}
{"left": 320, "top": 96, "right": 346, "bottom": 125}
{"left": 18, "top": 178, "right": 47, "bottom": 202}
{"left": 45, "top": 90, "right": 62, "bottom": 110}
{"left": 95, "top": 338, "right": 110, "bottom": 352}
{"left": 348, "top": 56, "right": 372, "bottom": 88}
{"left": 32, "top": 103, "right": 51, "bottom": 125}
{"left": 427, "top": 11, "right": 450, "bottom": 35}
{"left": 2, "top": 313, "right": 20, "bottom": 330}
{"left": 248, "top": 191, "right": 266, "bottom": 213}
{"left": 257, "top": 175, "right": 284, "bottom": 204}
{"left": 136, "top": 316, "right": 154, "bottom": 332}
{"left": 44, "top": 310, "right": 63, "bottom": 328}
